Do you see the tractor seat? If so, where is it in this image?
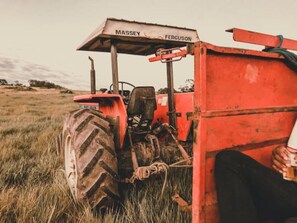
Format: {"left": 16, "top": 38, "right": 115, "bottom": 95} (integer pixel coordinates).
{"left": 127, "top": 86, "right": 157, "bottom": 131}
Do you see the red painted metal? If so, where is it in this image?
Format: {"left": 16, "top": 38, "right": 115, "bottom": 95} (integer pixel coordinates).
{"left": 74, "top": 92, "right": 194, "bottom": 147}
{"left": 227, "top": 28, "right": 297, "bottom": 51}
{"left": 193, "top": 42, "right": 207, "bottom": 223}
{"left": 74, "top": 94, "right": 127, "bottom": 149}
{"left": 153, "top": 93, "right": 194, "bottom": 141}
{"left": 192, "top": 41, "right": 297, "bottom": 223}
{"left": 73, "top": 26, "right": 297, "bottom": 223}
{"left": 148, "top": 49, "right": 188, "bottom": 62}
{"left": 202, "top": 41, "right": 284, "bottom": 59}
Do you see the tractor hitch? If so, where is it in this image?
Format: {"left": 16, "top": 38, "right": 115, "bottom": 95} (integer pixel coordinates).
{"left": 153, "top": 123, "right": 192, "bottom": 165}
{"left": 129, "top": 161, "right": 169, "bottom": 183}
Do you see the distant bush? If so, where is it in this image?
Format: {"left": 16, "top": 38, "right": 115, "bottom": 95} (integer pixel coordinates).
{"left": 157, "top": 79, "right": 194, "bottom": 95}
{"left": 179, "top": 79, "right": 194, "bottom": 92}
{"left": 157, "top": 87, "right": 178, "bottom": 94}
{"left": 28, "top": 80, "right": 62, "bottom": 89}
{"left": 5, "top": 85, "right": 36, "bottom": 91}
{"left": 60, "top": 89, "right": 73, "bottom": 94}
{"left": 0, "top": 79, "right": 8, "bottom": 85}
{"left": 14, "top": 80, "right": 22, "bottom": 86}
{"left": 3, "top": 81, "right": 36, "bottom": 91}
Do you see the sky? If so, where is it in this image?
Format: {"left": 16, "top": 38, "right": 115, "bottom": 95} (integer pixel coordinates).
{"left": 0, "top": 0, "right": 297, "bottom": 90}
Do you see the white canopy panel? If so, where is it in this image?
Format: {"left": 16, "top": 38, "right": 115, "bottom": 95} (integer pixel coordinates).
{"left": 77, "top": 18, "right": 199, "bottom": 56}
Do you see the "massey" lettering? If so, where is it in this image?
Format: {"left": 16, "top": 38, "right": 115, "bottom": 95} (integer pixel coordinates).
{"left": 115, "top": 30, "right": 140, "bottom": 36}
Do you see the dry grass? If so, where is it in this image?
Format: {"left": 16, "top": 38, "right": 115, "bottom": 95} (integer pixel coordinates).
{"left": 0, "top": 86, "right": 192, "bottom": 223}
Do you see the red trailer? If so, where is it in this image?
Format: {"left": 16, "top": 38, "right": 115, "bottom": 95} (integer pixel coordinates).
{"left": 192, "top": 30, "right": 297, "bottom": 222}
{"left": 59, "top": 18, "right": 297, "bottom": 222}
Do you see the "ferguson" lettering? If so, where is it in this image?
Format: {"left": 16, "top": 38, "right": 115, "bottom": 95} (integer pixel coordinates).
{"left": 165, "top": 35, "right": 192, "bottom": 42}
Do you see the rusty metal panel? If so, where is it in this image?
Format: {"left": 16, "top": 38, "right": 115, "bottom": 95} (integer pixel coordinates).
{"left": 192, "top": 42, "right": 297, "bottom": 223}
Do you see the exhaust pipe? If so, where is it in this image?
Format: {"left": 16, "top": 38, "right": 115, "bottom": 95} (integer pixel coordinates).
{"left": 88, "top": 56, "right": 96, "bottom": 94}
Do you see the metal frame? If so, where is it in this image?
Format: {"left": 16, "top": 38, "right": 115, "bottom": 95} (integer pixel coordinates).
{"left": 166, "top": 59, "right": 176, "bottom": 128}
{"left": 111, "top": 43, "right": 119, "bottom": 94}
{"left": 227, "top": 28, "right": 297, "bottom": 51}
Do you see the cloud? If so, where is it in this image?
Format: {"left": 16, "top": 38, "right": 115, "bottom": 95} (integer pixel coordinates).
{"left": 0, "top": 55, "right": 88, "bottom": 90}
{"left": 0, "top": 58, "right": 16, "bottom": 70}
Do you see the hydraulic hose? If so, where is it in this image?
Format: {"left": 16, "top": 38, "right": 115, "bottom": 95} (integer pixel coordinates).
{"left": 264, "top": 47, "right": 297, "bottom": 72}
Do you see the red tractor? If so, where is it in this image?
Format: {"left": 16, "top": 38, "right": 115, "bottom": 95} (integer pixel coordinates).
{"left": 59, "top": 18, "right": 297, "bottom": 223}
{"left": 59, "top": 18, "right": 197, "bottom": 212}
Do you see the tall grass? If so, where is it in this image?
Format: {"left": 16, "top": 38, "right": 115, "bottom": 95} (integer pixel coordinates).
{"left": 0, "top": 87, "right": 191, "bottom": 223}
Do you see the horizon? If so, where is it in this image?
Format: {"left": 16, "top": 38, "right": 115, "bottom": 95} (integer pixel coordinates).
{"left": 1, "top": 0, "right": 297, "bottom": 90}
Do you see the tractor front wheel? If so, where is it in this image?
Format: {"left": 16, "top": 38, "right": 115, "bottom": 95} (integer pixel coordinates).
{"left": 62, "top": 109, "right": 119, "bottom": 211}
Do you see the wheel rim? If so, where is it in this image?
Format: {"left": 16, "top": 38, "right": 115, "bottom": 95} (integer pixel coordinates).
{"left": 64, "top": 135, "right": 78, "bottom": 199}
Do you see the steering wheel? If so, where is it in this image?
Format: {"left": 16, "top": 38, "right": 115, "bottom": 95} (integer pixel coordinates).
{"left": 109, "top": 81, "right": 135, "bottom": 104}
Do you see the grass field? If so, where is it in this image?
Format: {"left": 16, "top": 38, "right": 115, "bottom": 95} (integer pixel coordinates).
{"left": 0, "top": 86, "right": 192, "bottom": 223}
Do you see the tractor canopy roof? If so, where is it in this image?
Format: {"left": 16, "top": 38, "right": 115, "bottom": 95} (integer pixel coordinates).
{"left": 77, "top": 18, "right": 199, "bottom": 56}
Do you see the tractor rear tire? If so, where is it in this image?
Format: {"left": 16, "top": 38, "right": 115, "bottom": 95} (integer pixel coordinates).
{"left": 62, "top": 108, "right": 119, "bottom": 211}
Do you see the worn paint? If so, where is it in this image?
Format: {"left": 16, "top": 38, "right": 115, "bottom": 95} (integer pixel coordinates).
{"left": 245, "top": 64, "right": 259, "bottom": 83}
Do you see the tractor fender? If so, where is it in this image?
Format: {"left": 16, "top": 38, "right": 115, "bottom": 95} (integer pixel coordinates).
{"left": 73, "top": 94, "right": 127, "bottom": 149}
